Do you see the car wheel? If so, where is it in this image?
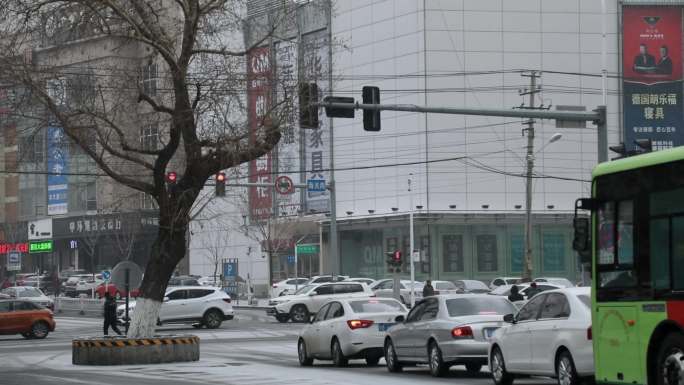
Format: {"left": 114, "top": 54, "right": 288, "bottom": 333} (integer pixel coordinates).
{"left": 298, "top": 338, "right": 314, "bottom": 366}
{"left": 21, "top": 332, "right": 33, "bottom": 339}
{"left": 275, "top": 314, "right": 290, "bottom": 323}
{"left": 429, "top": 342, "right": 448, "bottom": 377}
{"left": 491, "top": 346, "right": 514, "bottom": 385}
{"left": 31, "top": 321, "right": 49, "bottom": 339}
{"left": 365, "top": 354, "right": 381, "bottom": 366}
{"left": 331, "top": 338, "right": 348, "bottom": 367}
{"left": 557, "top": 350, "right": 580, "bottom": 385}
{"left": 289, "top": 305, "right": 309, "bottom": 323}
{"left": 203, "top": 309, "right": 223, "bottom": 329}
{"left": 656, "top": 332, "right": 684, "bottom": 385}
{"left": 466, "top": 363, "right": 482, "bottom": 373}
{"left": 384, "top": 339, "right": 403, "bottom": 373}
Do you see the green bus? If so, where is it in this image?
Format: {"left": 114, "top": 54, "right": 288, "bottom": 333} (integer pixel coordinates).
{"left": 574, "top": 146, "right": 684, "bottom": 385}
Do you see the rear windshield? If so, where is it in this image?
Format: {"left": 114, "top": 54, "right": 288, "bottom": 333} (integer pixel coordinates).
{"left": 17, "top": 288, "right": 43, "bottom": 297}
{"left": 350, "top": 299, "right": 405, "bottom": 313}
{"left": 446, "top": 297, "right": 516, "bottom": 317}
{"left": 577, "top": 294, "right": 591, "bottom": 308}
{"left": 435, "top": 282, "right": 457, "bottom": 290}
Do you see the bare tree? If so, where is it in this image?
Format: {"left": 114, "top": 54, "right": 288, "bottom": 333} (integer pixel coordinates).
{"left": 203, "top": 227, "right": 230, "bottom": 282}
{"left": 0, "top": 1, "right": 293, "bottom": 337}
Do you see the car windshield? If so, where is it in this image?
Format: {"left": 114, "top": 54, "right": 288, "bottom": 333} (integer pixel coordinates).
{"left": 17, "top": 287, "right": 43, "bottom": 297}
{"left": 293, "top": 285, "right": 316, "bottom": 295}
{"left": 446, "top": 297, "right": 516, "bottom": 317}
{"left": 435, "top": 282, "right": 457, "bottom": 290}
{"left": 577, "top": 294, "right": 591, "bottom": 308}
{"left": 350, "top": 299, "right": 405, "bottom": 313}
{"left": 464, "top": 281, "right": 489, "bottom": 290}
{"left": 491, "top": 284, "right": 528, "bottom": 296}
{"left": 505, "top": 279, "right": 520, "bottom": 285}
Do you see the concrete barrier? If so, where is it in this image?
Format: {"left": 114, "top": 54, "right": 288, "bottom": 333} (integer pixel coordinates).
{"left": 72, "top": 335, "right": 200, "bottom": 365}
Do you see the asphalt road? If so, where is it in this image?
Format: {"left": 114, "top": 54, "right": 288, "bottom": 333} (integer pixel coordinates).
{"left": 0, "top": 309, "right": 556, "bottom": 385}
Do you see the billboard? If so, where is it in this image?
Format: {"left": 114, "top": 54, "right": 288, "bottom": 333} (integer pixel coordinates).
{"left": 623, "top": 6, "right": 684, "bottom": 151}
{"left": 47, "top": 125, "right": 68, "bottom": 215}
{"left": 247, "top": 46, "right": 273, "bottom": 220}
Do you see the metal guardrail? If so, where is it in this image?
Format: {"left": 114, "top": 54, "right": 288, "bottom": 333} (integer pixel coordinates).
{"left": 55, "top": 296, "right": 104, "bottom": 316}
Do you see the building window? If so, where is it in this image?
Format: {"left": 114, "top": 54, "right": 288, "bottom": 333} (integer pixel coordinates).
{"left": 140, "top": 192, "right": 158, "bottom": 210}
{"left": 140, "top": 124, "right": 159, "bottom": 151}
{"left": 476, "top": 234, "right": 498, "bottom": 272}
{"left": 19, "top": 133, "right": 44, "bottom": 163}
{"left": 442, "top": 235, "right": 463, "bottom": 272}
{"left": 142, "top": 63, "right": 157, "bottom": 97}
{"left": 69, "top": 181, "right": 96, "bottom": 212}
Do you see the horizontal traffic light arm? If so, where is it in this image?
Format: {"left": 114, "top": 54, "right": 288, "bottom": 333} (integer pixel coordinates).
{"left": 317, "top": 102, "right": 604, "bottom": 124}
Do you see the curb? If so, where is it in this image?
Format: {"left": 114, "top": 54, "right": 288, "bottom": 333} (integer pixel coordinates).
{"left": 72, "top": 335, "right": 200, "bottom": 365}
{"left": 234, "top": 306, "right": 270, "bottom": 311}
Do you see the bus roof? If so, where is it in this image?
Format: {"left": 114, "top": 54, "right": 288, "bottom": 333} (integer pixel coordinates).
{"left": 592, "top": 146, "right": 684, "bottom": 179}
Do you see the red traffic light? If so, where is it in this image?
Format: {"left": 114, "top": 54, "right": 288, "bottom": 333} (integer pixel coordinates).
{"left": 392, "top": 250, "right": 402, "bottom": 262}
{"left": 216, "top": 172, "right": 226, "bottom": 182}
{"left": 166, "top": 172, "right": 177, "bottom": 183}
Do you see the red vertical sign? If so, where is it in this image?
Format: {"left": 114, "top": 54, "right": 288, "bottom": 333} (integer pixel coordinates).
{"left": 247, "top": 47, "right": 273, "bottom": 219}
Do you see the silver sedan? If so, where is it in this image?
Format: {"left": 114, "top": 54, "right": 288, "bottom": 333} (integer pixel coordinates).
{"left": 383, "top": 294, "right": 517, "bottom": 377}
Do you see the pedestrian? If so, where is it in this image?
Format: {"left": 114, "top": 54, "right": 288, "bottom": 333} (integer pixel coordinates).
{"left": 422, "top": 279, "right": 435, "bottom": 297}
{"left": 525, "top": 282, "right": 541, "bottom": 299}
{"left": 508, "top": 285, "right": 524, "bottom": 302}
{"left": 103, "top": 292, "right": 122, "bottom": 336}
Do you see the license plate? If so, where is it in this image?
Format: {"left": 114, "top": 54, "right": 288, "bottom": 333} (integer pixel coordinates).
{"left": 484, "top": 328, "right": 498, "bottom": 339}
{"left": 378, "top": 323, "right": 395, "bottom": 332}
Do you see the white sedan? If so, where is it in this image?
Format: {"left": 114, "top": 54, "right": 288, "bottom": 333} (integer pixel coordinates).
{"left": 488, "top": 287, "right": 593, "bottom": 385}
{"left": 297, "top": 298, "right": 407, "bottom": 367}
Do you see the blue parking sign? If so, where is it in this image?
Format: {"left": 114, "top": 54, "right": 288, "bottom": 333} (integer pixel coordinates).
{"left": 307, "top": 179, "right": 326, "bottom": 192}
{"left": 223, "top": 262, "right": 237, "bottom": 281}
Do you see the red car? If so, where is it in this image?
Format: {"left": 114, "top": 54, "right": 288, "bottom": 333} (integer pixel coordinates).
{"left": 95, "top": 283, "right": 140, "bottom": 299}
{"left": 0, "top": 299, "right": 55, "bottom": 339}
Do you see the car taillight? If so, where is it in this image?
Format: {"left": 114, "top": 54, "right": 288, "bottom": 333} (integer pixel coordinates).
{"left": 347, "top": 319, "right": 374, "bottom": 330}
{"left": 223, "top": 298, "right": 231, "bottom": 304}
{"left": 273, "top": 284, "right": 278, "bottom": 288}
{"left": 451, "top": 326, "right": 473, "bottom": 339}
{"left": 587, "top": 326, "right": 592, "bottom": 340}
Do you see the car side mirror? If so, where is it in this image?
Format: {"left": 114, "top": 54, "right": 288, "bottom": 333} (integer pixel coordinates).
{"left": 395, "top": 315, "right": 405, "bottom": 323}
{"left": 163, "top": 296, "right": 170, "bottom": 302}
{"left": 308, "top": 291, "right": 317, "bottom": 296}
{"left": 503, "top": 313, "right": 515, "bottom": 324}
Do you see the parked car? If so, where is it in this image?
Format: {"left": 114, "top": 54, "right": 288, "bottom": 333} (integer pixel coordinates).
{"left": 533, "top": 277, "right": 575, "bottom": 288}
{"left": 271, "top": 278, "right": 310, "bottom": 297}
{"left": 0, "top": 299, "right": 56, "bottom": 339}
{"left": 383, "top": 294, "right": 516, "bottom": 377}
{"left": 370, "top": 279, "right": 424, "bottom": 306}
{"left": 198, "top": 276, "right": 222, "bottom": 287}
{"left": 95, "top": 283, "right": 140, "bottom": 299}
{"left": 489, "top": 277, "right": 521, "bottom": 290}
{"left": 1, "top": 286, "right": 54, "bottom": 311}
{"left": 489, "top": 287, "right": 593, "bottom": 385}
{"left": 432, "top": 280, "right": 461, "bottom": 295}
{"left": 490, "top": 283, "right": 563, "bottom": 301}
{"left": 267, "top": 282, "right": 374, "bottom": 323}
{"left": 345, "top": 277, "right": 376, "bottom": 286}
{"left": 118, "top": 286, "right": 234, "bottom": 329}
{"left": 74, "top": 275, "right": 104, "bottom": 297}
{"left": 308, "top": 275, "right": 349, "bottom": 284}
{"left": 62, "top": 274, "right": 97, "bottom": 297}
{"left": 297, "top": 298, "right": 407, "bottom": 367}
{"left": 454, "top": 280, "right": 490, "bottom": 294}
{"left": 167, "top": 276, "right": 201, "bottom": 286}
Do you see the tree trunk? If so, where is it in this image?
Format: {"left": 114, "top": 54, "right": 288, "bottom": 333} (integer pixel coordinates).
{"left": 127, "top": 211, "right": 188, "bottom": 338}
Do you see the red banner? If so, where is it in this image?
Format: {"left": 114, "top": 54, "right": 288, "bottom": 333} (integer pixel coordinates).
{"left": 247, "top": 47, "right": 273, "bottom": 220}
{"left": 623, "top": 6, "right": 682, "bottom": 83}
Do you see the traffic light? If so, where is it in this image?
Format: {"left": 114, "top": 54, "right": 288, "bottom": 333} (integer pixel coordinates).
{"left": 166, "top": 172, "right": 177, "bottom": 184}
{"left": 299, "top": 82, "right": 319, "bottom": 128}
{"left": 386, "top": 250, "right": 402, "bottom": 273}
{"left": 362, "top": 86, "right": 381, "bottom": 131}
{"left": 215, "top": 172, "right": 226, "bottom": 197}
{"left": 323, "top": 96, "right": 355, "bottom": 118}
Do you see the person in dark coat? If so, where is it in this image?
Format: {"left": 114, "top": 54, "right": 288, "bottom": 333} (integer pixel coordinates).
{"left": 508, "top": 285, "right": 524, "bottom": 302}
{"left": 633, "top": 43, "right": 656, "bottom": 73}
{"left": 422, "top": 280, "right": 435, "bottom": 297}
{"left": 656, "top": 45, "right": 673, "bottom": 75}
{"left": 525, "top": 282, "right": 541, "bottom": 299}
{"left": 103, "top": 292, "right": 122, "bottom": 336}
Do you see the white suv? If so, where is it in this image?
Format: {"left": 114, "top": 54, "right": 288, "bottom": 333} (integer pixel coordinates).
{"left": 272, "top": 278, "right": 310, "bottom": 297}
{"left": 118, "top": 286, "right": 234, "bottom": 329}
{"left": 267, "top": 282, "right": 373, "bottom": 323}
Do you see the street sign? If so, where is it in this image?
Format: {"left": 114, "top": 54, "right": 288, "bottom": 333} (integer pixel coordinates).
{"left": 411, "top": 251, "right": 421, "bottom": 263}
{"left": 29, "top": 240, "right": 53, "bottom": 253}
{"left": 307, "top": 179, "right": 326, "bottom": 192}
{"left": 296, "top": 244, "right": 320, "bottom": 254}
{"left": 287, "top": 255, "right": 295, "bottom": 264}
{"left": 111, "top": 261, "right": 143, "bottom": 290}
{"left": 7, "top": 252, "right": 21, "bottom": 271}
{"left": 223, "top": 261, "right": 238, "bottom": 282}
{"left": 102, "top": 270, "right": 111, "bottom": 281}
{"left": 274, "top": 175, "right": 295, "bottom": 195}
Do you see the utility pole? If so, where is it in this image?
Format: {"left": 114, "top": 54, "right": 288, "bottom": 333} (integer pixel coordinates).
{"left": 520, "top": 72, "right": 542, "bottom": 282}
{"left": 408, "top": 175, "right": 415, "bottom": 308}
{"left": 326, "top": 2, "right": 339, "bottom": 279}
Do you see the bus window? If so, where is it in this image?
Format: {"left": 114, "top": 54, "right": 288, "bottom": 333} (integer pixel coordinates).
{"left": 673, "top": 218, "right": 684, "bottom": 290}
{"left": 599, "top": 200, "right": 637, "bottom": 289}
{"left": 598, "top": 202, "right": 615, "bottom": 265}
{"left": 650, "top": 218, "right": 670, "bottom": 290}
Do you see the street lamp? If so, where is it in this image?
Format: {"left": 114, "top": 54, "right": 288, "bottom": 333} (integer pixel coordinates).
{"left": 523, "top": 133, "right": 563, "bottom": 281}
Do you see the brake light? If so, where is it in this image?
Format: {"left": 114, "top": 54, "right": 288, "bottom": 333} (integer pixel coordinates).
{"left": 347, "top": 319, "right": 374, "bottom": 330}
{"left": 223, "top": 298, "right": 232, "bottom": 304}
{"left": 587, "top": 326, "right": 592, "bottom": 340}
{"left": 451, "top": 326, "right": 473, "bottom": 339}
